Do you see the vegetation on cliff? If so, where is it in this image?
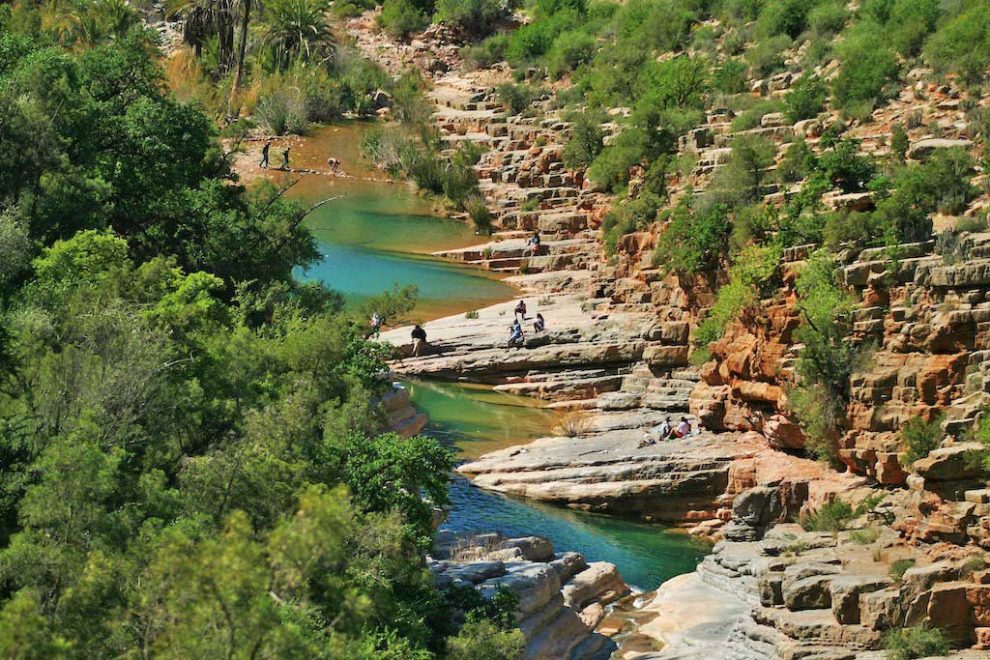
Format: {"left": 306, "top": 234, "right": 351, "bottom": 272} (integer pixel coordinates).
{"left": 0, "top": 8, "right": 524, "bottom": 656}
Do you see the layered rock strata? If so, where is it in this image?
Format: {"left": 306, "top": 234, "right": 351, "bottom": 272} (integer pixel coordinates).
{"left": 432, "top": 532, "right": 629, "bottom": 659}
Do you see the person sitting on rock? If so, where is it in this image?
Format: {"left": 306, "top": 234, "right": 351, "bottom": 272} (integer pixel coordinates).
{"left": 672, "top": 417, "right": 692, "bottom": 438}
{"left": 658, "top": 417, "right": 672, "bottom": 439}
{"left": 508, "top": 320, "right": 524, "bottom": 348}
{"left": 533, "top": 313, "right": 545, "bottom": 333}
{"left": 526, "top": 231, "right": 541, "bottom": 256}
{"left": 514, "top": 300, "right": 527, "bottom": 322}
{"left": 411, "top": 324, "right": 428, "bottom": 356}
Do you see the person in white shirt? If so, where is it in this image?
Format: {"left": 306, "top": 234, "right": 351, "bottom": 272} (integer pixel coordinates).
{"left": 674, "top": 417, "right": 692, "bottom": 438}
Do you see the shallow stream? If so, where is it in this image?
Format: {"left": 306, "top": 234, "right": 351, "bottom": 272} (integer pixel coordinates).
{"left": 282, "top": 122, "right": 707, "bottom": 590}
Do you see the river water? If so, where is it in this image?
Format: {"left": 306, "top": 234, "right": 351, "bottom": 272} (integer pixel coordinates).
{"left": 285, "top": 122, "right": 707, "bottom": 590}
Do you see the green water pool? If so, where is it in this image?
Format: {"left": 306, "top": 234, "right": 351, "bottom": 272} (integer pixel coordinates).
{"left": 284, "top": 123, "right": 517, "bottom": 321}
{"left": 405, "top": 380, "right": 709, "bottom": 591}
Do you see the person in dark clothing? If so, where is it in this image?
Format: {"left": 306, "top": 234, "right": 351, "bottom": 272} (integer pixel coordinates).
{"left": 260, "top": 140, "right": 272, "bottom": 168}
{"left": 411, "top": 324, "right": 428, "bottom": 356}
{"left": 514, "top": 300, "right": 527, "bottom": 322}
{"left": 533, "top": 313, "right": 545, "bottom": 333}
{"left": 281, "top": 146, "right": 290, "bottom": 170}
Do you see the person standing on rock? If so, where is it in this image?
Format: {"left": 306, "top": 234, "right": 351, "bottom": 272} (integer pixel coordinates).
{"left": 411, "top": 324, "right": 428, "bottom": 356}
{"left": 514, "top": 300, "right": 527, "bottom": 322}
{"left": 281, "top": 146, "right": 291, "bottom": 170}
{"left": 260, "top": 140, "right": 272, "bottom": 169}
{"left": 327, "top": 156, "right": 340, "bottom": 174}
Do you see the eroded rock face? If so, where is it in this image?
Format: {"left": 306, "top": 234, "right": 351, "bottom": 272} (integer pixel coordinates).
{"left": 431, "top": 532, "right": 629, "bottom": 659}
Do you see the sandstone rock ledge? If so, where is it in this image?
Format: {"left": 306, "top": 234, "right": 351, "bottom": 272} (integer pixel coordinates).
{"left": 458, "top": 430, "right": 766, "bottom": 523}
{"left": 432, "top": 532, "right": 631, "bottom": 659}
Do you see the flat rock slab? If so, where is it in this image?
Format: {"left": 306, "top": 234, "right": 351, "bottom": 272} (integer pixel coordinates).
{"left": 458, "top": 429, "right": 767, "bottom": 519}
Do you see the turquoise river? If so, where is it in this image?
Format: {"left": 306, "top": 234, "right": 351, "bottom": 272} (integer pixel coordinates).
{"left": 284, "top": 123, "right": 708, "bottom": 590}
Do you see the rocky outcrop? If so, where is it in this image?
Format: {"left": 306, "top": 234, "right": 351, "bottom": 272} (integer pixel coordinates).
{"left": 431, "top": 532, "right": 629, "bottom": 659}
{"left": 380, "top": 383, "right": 428, "bottom": 437}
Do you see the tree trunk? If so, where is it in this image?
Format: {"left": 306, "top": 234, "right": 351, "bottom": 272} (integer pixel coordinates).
{"left": 227, "top": 0, "right": 251, "bottom": 115}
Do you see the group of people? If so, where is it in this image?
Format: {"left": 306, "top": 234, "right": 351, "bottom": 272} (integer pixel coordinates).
{"left": 259, "top": 140, "right": 343, "bottom": 175}
{"left": 259, "top": 140, "right": 290, "bottom": 170}
{"left": 508, "top": 300, "right": 545, "bottom": 347}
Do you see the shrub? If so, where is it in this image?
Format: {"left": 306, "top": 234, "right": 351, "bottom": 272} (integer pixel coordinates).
{"left": 819, "top": 139, "right": 877, "bottom": 192}
{"left": 746, "top": 34, "right": 792, "bottom": 78}
{"left": 801, "top": 499, "right": 855, "bottom": 532}
{"left": 464, "top": 310, "right": 479, "bottom": 319}
{"left": 924, "top": 4, "right": 990, "bottom": 85}
{"left": 255, "top": 81, "right": 308, "bottom": 134}
{"left": 711, "top": 58, "right": 749, "bottom": 94}
{"left": 888, "top": 558, "right": 917, "bottom": 581}
{"left": 434, "top": 0, "right": 505, "bottom": 38}
{"left": 777, "top": 138, "right": 816, "bottom": 183}
{"left": 823, "top": 209, "right": 891, "bottom": 248}
{"left": 884, "top": 625, "right": 950, "bottom": 660}
{"left": 890, "top": 123, "right": 909, "bottom": 163}
{"left": 331, "top": 0, "right": 373, "bottom": 17}
{"left": 496, "top": 82, "right": 537, "bottom": 115}
{"left": 900, "top": 414, "right": 944, "bottom": 467}
{"left": 547, "top": 30, "right": 596, "bottom": 79}
{"left": 808, "top": 1, "right": 847, "bottom": 36}
{"left": 730, "top": 99, "right": 784, "bottom": 131}
{"left": 652, "top": 198, "right": 731, "bottom": 276}
{"left": 885, "top": 0, "right": 941, "bottom": 56}
{"left": 709, "top": 133, "right": 777, "bottom": 205}
{"left": 784, "top": 75, "right": 827, "bottom": 123}
{"left": 875, "top": 147, "right": 976, "bottom": 242}
{"left": 553, "top": 411, "right": 593, "bottom": 437}
{"left": 831, "top": 24, "right": 899, "bottom": 119}
{"left": 464, "top": 196, "right": 491, "bottom": 232}
{"left": 378, "top": 0, "right": 428, "bottom": 39}
{"left": 447, "top": 620, "right": 526, "bottom": 660}
{"left": 693, "top": 243, "right": 782, "bottom": 347}
{"left": 757, "top": 0, "right": 816, "bottom": 39}
{"left": 849, "top": 527, "right": 880, "bottom": 544}
{"left": 462, "top": 33, "right": 509, "bottom": 69}
{"left": 562, "top": 110, "right": 605, "bottom": 169}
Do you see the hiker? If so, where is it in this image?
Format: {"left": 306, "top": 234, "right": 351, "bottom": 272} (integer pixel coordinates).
{"left": 366, "top": 312, "right": 383, "bottom": 340}
{"left": 411, "top": 324, "right": 428, "bottom": 356}
{"left": 527, "top": 231, "right": 541, "bottom": 255}
{"left": 533, "top": 313, "right": 546, "bottom": 333}
{"left": 281, "top": 146, "right": 290, "bottom": 170}
{"left": 260, "top": 140, "right": 272, "bottom": 169}
{"left": 327, "top": 156, "right": 340, "bottom": 174}
{"left": 514, "top": 300, "right": 527, "bottom": 322}
{"left": 672, "top": 417, "right": 692, "bottom": 439}
{"left": 508, "top": 320, "right": 524, "bottom": 348}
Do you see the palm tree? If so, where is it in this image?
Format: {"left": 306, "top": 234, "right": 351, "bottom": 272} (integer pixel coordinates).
{"left": 166, "top": 0, "right": 236, "bottom": 72}
{"left": 228, "top": 0, "right": 255, "bottom": 111}
{"left": 257, "top": 0, "right": 333, "bottom": 71}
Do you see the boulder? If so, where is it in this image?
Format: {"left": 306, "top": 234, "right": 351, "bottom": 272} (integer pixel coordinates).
{"left": 480, "top": 563, "right": 561, "bottom": 616}
{"left": 927, "top": 582, "right": 974, "bottom": 644}
{"left": 913, "top": 443, "right": 985, "bottom": 482}
{"left": 907, "top": 137, "right": 971, "bottom": 161}
{"left": 561, "top": 562, "right": 629, "bottom": 610}
{"left": 500, "top": 536, "right": 555, "bottom": 562}
{"left": 782, "top": 562, "right": 842, "bottom": 610}
{"left": 830, "top": 575, "right": 894, "bottom": 624}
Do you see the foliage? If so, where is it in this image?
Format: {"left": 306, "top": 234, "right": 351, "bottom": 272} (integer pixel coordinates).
{"left": 745, "top": 34, "right": 791, "bottom": 78}
{"left": 883, "top": 625, "right": 950, "bottom": 660}
{"left": 875, "top": 147, "right": 976, "bottom": 243}
{"left": 890, "top": 123, "right": 909, "bottom": 163}
{"left": 819, "top": 139, "right": 877, "bottom": 192}
{"left": 849, "top": 527, "right": 880, "bottom": 544}
{"left": 447, "top": 620, "right": 525, "bottom": 660}
{"left": 255, "top": 78, "right": 309, "bottom": 134}
{"left": 730, "top": 99, "right": 783, "bottom": 132}
{"left": 378, "top": 0, "right": 429, "bottom": 39}
{"left": 653, "top": 197, "right": 731, "bottom": 276}
{"left": 693, "top": 243, "right": 782, "bottom": 347}
{"left": 784, "top": 75, "right": 828, "bottom": 123}
{"left": 801, "top": 499, "right": 855, "bottom": 532}
{"left": 711, "top": 58, "right": 749, "bottom": 94}
{"left": 777, "top": 138, "right": 816, "bottom": 183}
{"left": 923, "top": 2, "right": 990, "bottom": 85}
{"left": 789, "top": 251, "right": 864, "bottom": 463}
{"left": 434, "top": 0, "right": 505, "bottom": 38}
{"left": 889, "top": 558, "right": 917, "bottom": 581}
{"left": 496, "top": 82, "right": 537, "bottom": 115}
{"left": 900, "top": 414, "right": 944, "bottom": 467}
{"left": 257, "top": 0, "right": 334, "bottom": 71}
{"left": 831, "top": 23, "right": 899, "bottom": 119}
{"left": 709, "top": 134, "right": 777, "bottom": 205}
{"left": 562, "top": 110, "right": 605, "bottom": 169}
